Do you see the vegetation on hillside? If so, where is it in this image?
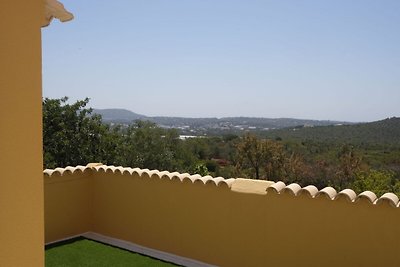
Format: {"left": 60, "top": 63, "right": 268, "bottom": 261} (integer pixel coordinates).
{"left": 264, "top": 118, "right": 400, "bottom": 145}
{"left": 43, "top": 97, "right": 400, "bottom": 196}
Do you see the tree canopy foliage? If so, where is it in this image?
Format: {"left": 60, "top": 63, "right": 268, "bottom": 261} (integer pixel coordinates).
{"left": 43, "top": 97, "right": 199, "bottom": 173}
{"left": 236, "top": 133, "right": 284, "bottom": 180}
{"left": 43, "top": 97, "right": 400, "bottom": 196}
{"left": 43, "top": 97, "right": 109, "bottom": 168}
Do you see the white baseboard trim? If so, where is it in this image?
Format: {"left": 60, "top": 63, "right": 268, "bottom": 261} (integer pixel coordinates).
{"left": 82, "top": 232, "right": 217, "bottom": 267}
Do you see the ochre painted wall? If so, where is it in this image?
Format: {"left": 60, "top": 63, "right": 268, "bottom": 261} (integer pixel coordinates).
{"left": 44, "top": 172, "right": 93, "bottom": 243}
{"left": 45, "top": 167, "right": 400, "bottom": 267}
{"left": 0, "top": 1, "right": 44, "bottom": 266}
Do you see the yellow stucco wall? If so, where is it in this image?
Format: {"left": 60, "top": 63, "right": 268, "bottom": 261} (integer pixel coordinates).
{"left": 44, "top": 171, "right": 93, "bottom": 243}
{"left": 0, "top": 1, "right": 44, "bottom": 266}
{"left": 44, "top": 166, "right": 400, "bottom": 267}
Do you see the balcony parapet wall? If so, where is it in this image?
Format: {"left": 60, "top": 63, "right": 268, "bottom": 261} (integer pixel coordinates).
{"left": 44, "top": 164, "right": 400, "bottom": 207}
{"left": 44, "top": 164, "right": 400, "bottom": 267}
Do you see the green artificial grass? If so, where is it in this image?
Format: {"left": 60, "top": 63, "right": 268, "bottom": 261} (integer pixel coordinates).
{"left": 45, "top": 239, "right": 178, "bottom": 267}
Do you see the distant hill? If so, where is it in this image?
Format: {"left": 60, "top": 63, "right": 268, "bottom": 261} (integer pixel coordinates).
{"left": 264, "top": 117, "right": 400, "bottom": 145}
{"left": 93, "top": 109, "right": 147, "bottom": 123}
{"left": 92, "top": 108, "right": 350, "bottom": 131}
{"left": 92, "top": 109, "right": 400, "bottom": 145}
{"left": 148, "top": 116, "right": 347, "bottom": 128}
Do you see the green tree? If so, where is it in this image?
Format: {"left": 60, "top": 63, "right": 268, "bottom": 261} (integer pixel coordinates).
{"left": 351, "top": 169, "right": 398, "bottom": 196}
{"left": 236, "top": 133, "right": 284, "bottom": 180}
{"left": 334, "top": 144, "right": 362, "bottom": 189}
{"left": 117, "top": 120, "right": 191, "bottom": 171}
{"left": 119, "top": 121, "right": 164, "bottom": 169}
{"left": 43, "top": 97, "right": 112, "bottom": 168}
{"left": 192, "top": 163, "right": 210, "bottom": 176}
{"left": 283, "top": 152, "right": 312, "bottom": 184}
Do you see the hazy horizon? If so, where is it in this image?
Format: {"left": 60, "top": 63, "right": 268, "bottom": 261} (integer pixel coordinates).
{"left": 43, "top": 1, "right": 400, "bottom": 122}
{"left": 93, "top": 106, "right": 394, "bottom": 123}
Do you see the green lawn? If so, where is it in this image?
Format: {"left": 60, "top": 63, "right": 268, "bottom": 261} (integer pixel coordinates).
{"left": 45, "top": 239, "right": 179, "bottom": 267}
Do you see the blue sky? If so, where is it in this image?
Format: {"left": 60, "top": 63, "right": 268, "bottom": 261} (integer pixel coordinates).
{"left": 42, "top": 0, "right": 400, "bottom": 122}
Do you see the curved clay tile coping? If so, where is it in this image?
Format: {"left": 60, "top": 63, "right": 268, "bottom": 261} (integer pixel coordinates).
{"left": 136, "top": 169, "right": 150, "bottom": 177}
{"left": 204, "top": 178, "right": 235, "bottom": 188}
{"left": 64, "top": 166, "right": 76, "bottom": 173}
{"left": 355, "top": 191, "right": 378, "bottom": 204}
{"left": 98, "top": 165, "right": 123, "bottom": 174}
{"left": 141, "top": 170, "right": 159, "bottom": 179}
{"left": 376, "top": 193, "right": 399, "bottom": 207}
{"left": 43, "top": 169, "right": 54, "bottom": 176}
{"left": 194, "top": 175, "right": 214, "bottom": 185}
{"left": 105, "top": 165, "right": 118, "bottom": 173}
{"left": 188, "top": 174, "right": 202, "bottom": 183}
{"left": 170, "top": 173, "right": 190, "bottom": 182}
{"left": 282, "top": 183, "right": 302, "bottom": 196}
{"left": 315, "top": 187, "right": 337, "bottom": 200}
{"left": 94, "top": 165, "right": 109, "bottom": 173}
{"left": 180, "top": 174, "right": 199, "bottom": 183}
{"left": 206, "top": 177, "right": 224, "bottom": 186}
{"left": 160, "top": 172, "right": 179, "bottom": 180}
{"left": 335, "top": 189, "right": 357, "bottom": 202}
{"left": 222, "top": 178, "right": 235, "bottom": 188}
{"left": 151, "top": 171, "right": 169, "bottom": 179}
{"left": 55, "top": 167, "right": 70, "bottom": 175}
{"left": 128, "top": 168, "right": 144, "bottom": 177}
{"left": 298, "top": 185, "right": 319, "bottom": 198}
{"left": 114, "top": 166, "right": 127, "bottom": 174}
{"left": 121, "top": 167, "right": 138, "bottom": 175}
{"left": 168, "top": 172, "right": 180, "bottom": 180}
{"left": 266, "top": 181, "right": 286, "bottom": 194}
{"left": 44, "top": 165, "right": 90, "bottom": 176}
{"left": 159, "top": 173, "right": 171, "bottom": 180}
{"left": 44, "top": 164, "right": 400, "bottom": 208}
